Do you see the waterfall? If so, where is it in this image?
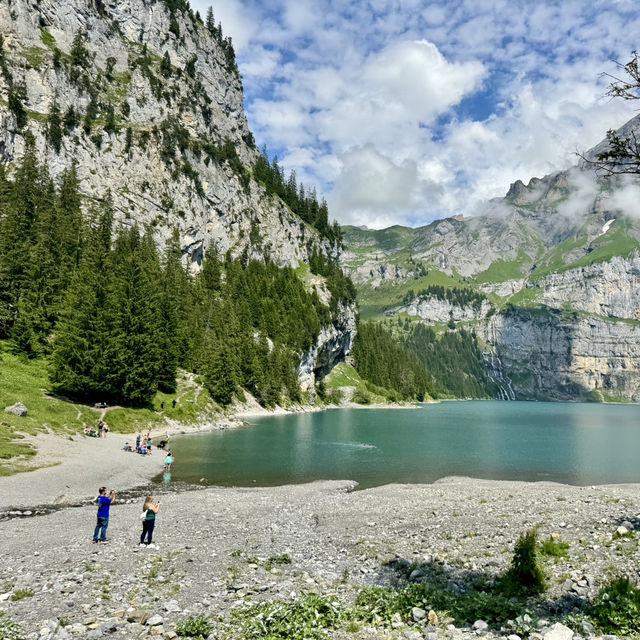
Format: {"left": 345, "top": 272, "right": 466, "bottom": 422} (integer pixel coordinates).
{"left": 483, "top": 350, "right": 516, "bottom": 400}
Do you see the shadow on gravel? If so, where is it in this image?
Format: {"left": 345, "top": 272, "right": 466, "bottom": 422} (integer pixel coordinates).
{"left": 362, "top": 556, "right": 589, "bottom": 631}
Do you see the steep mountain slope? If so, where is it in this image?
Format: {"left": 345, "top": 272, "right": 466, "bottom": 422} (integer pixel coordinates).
{"left": 341, "top": 124, "right": 640, "bottom": 402}
{"left": 0, "top": 0, "right": 332, "bottom": 268}
{"left": 0, "top": 0, "right": 355, "bottom": 397}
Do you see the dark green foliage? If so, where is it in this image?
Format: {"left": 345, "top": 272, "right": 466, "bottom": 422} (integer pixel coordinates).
{"left": 124, "top": 126, "right": 133, "bottom": 154}
{"left": 1, "top": 156, "right": 350, "bottom": 409}
{"left": 185, "top": 55, "right": 197, "bottom": 78}
{"left": 402, "top": 285, "right": 487, "bottom": 311}
{"left": 502, "top": 528, "right": 546, "bottom": 596}
{"left": 0, "top": 134, "right": 49, "bottom": 337}
{"left": 309, "top": 251, "right": 356, "bottom": 311}
{"left": 8, "top": 83, "right": 27, "bottom": 129}
{"left": 64, "top": 105, "right": 79, "bottom": 131}
{"left": 175, "top": 614, "right": 211, "bottom": 639}
{"left": 255, "top": 148, "right": 342, "bottom": 243}
{"left": 352, "top": 323, "right": 434, "bottom": 401}
{"left": 403, "top": 324, "right": 497, "bottom": 398}
{"left": 160, "top": 50, "right": 172, "bottom": 77}
{"left": 70, "top": 32, "right": 89, "bottom": 68}
{"left": 103, "top": 103, "right": 117, "bottom": 135}
{"left": 104, "top": 56, "right": 116, "bottom": 80}
{"left": 588, "top": 577, "right": 640, "bottom": 635}
{"left": 46, "top": 100, "right": 63, "bottom": 153}
{"left": 83, "top": 94, "right": 99, "bottom": 134}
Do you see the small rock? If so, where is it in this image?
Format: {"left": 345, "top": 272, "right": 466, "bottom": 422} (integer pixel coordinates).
{"left": 127, "top": 610, "right": 150, "bottom": 624}
{"left": 147, "top": 615, "right": 164, "bottom": 627}
{"left": 428, "top": 610, "right": 438, "bottom": 626}
{"left": 507, "top": 635, "right": 522, "bottom": 640}
{"left": 543, "top": 622, "right": 574, "bottom": 640}
{"left": 621, "top": 520, "right": 633, "bottom": 530}
{"left": 411, "top": 606, "right": 425, "bottom": 621}
{"left": 473, "top": 620, "right": 488, "bottom": 631}
{"left": 5, "top": 402, "right": 28, "bottom": 417}
{"left": 616, "top": 526, "right": 629, "bottom": 536}
{"left": 581, "top": 620, "right": 596, "bottom": 636}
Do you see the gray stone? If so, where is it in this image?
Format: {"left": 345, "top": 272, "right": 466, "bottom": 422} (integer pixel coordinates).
{"left": 146, "top": 615, "right": 164, "bottom": 627}
{"left": 4, "top": 402, "right": 28, "bottom": 417}
{"left": 411, "top": 606, "right": 426, "bottom": 621}
{"left": 543, "top": 622, "right": 574, "bottom": 640}
{"left": 473, "top": 620, "right": 488, "bottom": 631}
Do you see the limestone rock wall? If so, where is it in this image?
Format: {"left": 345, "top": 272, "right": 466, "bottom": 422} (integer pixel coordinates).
{"left": 0, "top": 0, "right": 332, "bottom": 269}
{"left": 479, "top": 308, "right": 640, "bottom": 402}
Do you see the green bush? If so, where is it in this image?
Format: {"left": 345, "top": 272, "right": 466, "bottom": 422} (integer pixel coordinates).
{"left": 325, "top": 388, "right": 344, "bottom": 405}
{"left": 502, "top": 528, "right": 546, "bottom": 596}
{"left": 352, "top": 387, "right": 372, "bottom": 405}
{"left": 232, "top": 593, "right": 341, "bottom": 639}
{"left": 589, "top": 577, "right": 640, "bottom": 635}
{"left": 0, "top": 615, "right": 26, "bottom": 640}
{"left": 540, "top": 537, "right": 569, "bottom": 558}
{"left": 176, "top": 614, "right": 212, "bottom": 639}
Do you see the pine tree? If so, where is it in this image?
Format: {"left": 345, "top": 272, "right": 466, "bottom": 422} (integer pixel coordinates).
{"left": 102, "top": 229, "right": 161, "bottom": 405}
{"left": 47, "top": 100, "right": 63, "bottom": 153}
{"left": 49, "top": 198, "right": 114, "bottom": 396}
{"left": 0, "top": 133, "right": 47, "bottom": 336}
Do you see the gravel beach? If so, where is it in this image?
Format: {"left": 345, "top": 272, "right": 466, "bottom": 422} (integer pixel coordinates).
{"left": 1, "top": 430, "right": 640, "bottom": 640}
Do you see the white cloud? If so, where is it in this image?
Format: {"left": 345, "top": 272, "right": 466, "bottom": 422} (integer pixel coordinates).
{"left": 205, "top": 0, "right": 640, "bottom": 228}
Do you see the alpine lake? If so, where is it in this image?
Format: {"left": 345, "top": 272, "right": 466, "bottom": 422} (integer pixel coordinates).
{"left": 164, "top": 401, "right": 640, "bottom": 489}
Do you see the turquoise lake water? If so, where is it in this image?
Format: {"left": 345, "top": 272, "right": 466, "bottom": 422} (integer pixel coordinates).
{"left": 166, "top": 401, "right": 640, "bottom": 488}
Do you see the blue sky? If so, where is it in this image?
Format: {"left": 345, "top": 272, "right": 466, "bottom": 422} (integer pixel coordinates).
{"left": 192, "top": 0, "right": 640, "bottom": 228}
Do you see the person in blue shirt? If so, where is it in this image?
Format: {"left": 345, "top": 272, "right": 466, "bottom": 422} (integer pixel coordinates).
{"left": 92, "top": 486, "right": 116, "bottom": 544}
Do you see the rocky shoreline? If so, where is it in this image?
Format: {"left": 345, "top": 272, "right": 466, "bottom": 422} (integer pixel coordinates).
{"left": 1, "top": 476, "right": 639, "bottom": 640}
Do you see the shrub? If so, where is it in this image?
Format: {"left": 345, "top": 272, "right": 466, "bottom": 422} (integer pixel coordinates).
{"left": 540, "top": 536, "right": 569, "bottom": 558}
{"left": 325, "top": 388, "right": 344, "bottom": 405}
{"left": 502, "top": 528, "right": 546, "bottom": 596}
{"left": 352, "top": 387, "right": 372, "bottom": 405}
{"left": 0, "top": 614, "right": 25, "bottom": 640}
{"left": 176, "top": 614, "right": 212, "bottom": 639}
{"left": 588, "top": 577, "right": 640, "bottom": 635}
{"left": 10, "top": 589, "right": 33, "bottom": 601}
{"left": 232, "top": 593, "right": 341, "bottom": 640}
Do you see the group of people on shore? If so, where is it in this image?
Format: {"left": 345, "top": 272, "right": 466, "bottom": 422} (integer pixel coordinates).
{"left": 122, "top": 432, "right": 173, "bottom": 471}
{"left": 84, "top": 420, "right": 109, "bottom": 438}
{"left": 92, "top": 486, "right": 161, "bottom": 548}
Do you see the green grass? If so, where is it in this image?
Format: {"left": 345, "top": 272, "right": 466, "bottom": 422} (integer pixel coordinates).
{"left": 40, "top": 28, "right": 56, "bottom": 48}
{"left": 472, "top": 251, "right": 530, "bottom": 284}
{"left": 569, "top": 222, "right": 640, "bottom": 270}
{"left": 0, "top": 340, "right": 215, "bottom": 472}
{"left": 20, "top": 46, "right": 48, "bottom": 69}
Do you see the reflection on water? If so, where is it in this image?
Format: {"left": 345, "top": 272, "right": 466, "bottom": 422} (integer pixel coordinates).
{"left": 165, "top": 401, "right": 640, "bottom": 489}
{"left": 162, "top": 472, "right": 171, "bottom": 484}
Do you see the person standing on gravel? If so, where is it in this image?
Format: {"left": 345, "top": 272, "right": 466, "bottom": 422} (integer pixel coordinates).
{"left": 93, "top": 487, "right": 116, "bottom": 544}
{"left": 140, "top": 495, "right": 161, "bottom": 548}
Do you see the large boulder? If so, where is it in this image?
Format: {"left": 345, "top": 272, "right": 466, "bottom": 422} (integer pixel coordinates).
{"left": 4, "top": 402, "right": 28, "bottom": 417}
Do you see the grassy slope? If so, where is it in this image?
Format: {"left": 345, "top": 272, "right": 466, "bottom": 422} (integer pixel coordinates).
{"left": 0, "top": 341, "right": 214, "bottom": 474}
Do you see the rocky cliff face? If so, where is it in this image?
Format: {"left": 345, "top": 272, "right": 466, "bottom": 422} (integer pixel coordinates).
{"left": 0, "top": 0, "right": 354, "bottom": 386}
{"left": 341, "top": 119, "right": 640, "bottom": 402}
{"left": 479, "top": 307, "right": 640, "bottom": 402}
{"left": 0, "top": 0, "right": 330, "bottom": 269}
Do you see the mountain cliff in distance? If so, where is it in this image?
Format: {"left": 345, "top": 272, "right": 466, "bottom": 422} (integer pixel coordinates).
{"left": 0, "top": 0, "right": 355, "bottom": 404}
{"left": 341, "top": 119, "right": 640, "bottom": 402}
